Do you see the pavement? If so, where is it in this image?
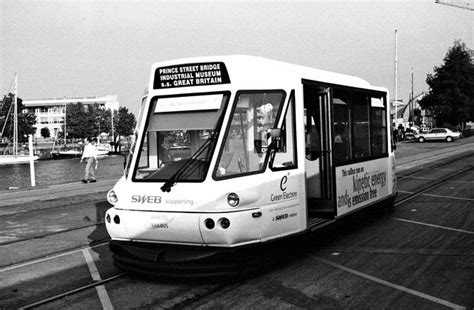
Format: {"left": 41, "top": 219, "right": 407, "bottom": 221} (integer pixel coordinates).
{"left": 395, "top": 135, "right": 474, "bottom": 172}
{"left": 1, "top": 136, "right": 473, "bottom": 208}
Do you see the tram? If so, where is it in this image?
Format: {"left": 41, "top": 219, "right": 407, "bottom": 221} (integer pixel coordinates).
{"left": 105, "top": 55, "right": 397, "bottom": 276}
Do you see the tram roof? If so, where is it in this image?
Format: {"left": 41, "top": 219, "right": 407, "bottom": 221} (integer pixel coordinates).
{"left": 150, "top": 55, "right": 386, "bottom": 93}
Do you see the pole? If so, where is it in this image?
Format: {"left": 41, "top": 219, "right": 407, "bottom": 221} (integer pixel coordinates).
{"left": 29, "top": 134, "right": 36, "bottom": 186}
{"left": 111, "top": 109, "right": 115, "bottom": 152}
{"left": 411, "top": 67, "right": 414, "bottom": 125}
{"left": 13, "top": 74, "right": 18, "bottom": 156}
{"left": 64, "top": 102, "right": 67, "bottom": 149}
{"left": 394, "top": 29, "right": 398, "bottom": 126}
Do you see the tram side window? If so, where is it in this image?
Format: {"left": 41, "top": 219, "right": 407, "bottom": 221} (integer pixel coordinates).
{"left": 352, "top": 92, "right": 370, "bottom": 159}
{"left": 333, "top": 89, "right": 351, "bottom": 163}
{"left": 370, "top": 96, "right": 387, "bottom": 156}
{"left": 137, "top": 132, "right": 150, "bottom": 168}
{"left": 271, "top": 92, "right": 296, "bottom": 170}
{"left": 215, "top": 91, "right": 285, "bottom": 178}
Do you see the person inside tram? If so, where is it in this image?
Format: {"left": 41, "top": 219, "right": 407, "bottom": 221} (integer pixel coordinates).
{"left": 334, "top": 123, "right": 348, "bottom": 161}
{"left": 306, "top": 111, "right": 321, "bottom": 161}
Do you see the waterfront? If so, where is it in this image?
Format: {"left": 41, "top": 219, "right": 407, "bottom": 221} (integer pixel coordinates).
{"left": 0, "top": 154, "right": 127, "bottom": 191}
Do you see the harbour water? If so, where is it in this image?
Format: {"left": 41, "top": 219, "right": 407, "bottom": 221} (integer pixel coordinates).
{"left": 0, "top": 154, "right": 127, "bottom": 192}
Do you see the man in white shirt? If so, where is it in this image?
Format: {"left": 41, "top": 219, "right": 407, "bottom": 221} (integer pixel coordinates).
{"left": 80, "top": 137, "right": 98, "bottom": 183}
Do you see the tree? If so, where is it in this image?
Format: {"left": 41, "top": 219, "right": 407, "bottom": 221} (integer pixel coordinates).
{"left": 96, "top": 105, "right": 112, "bottom": 135}
{"left": 114, "top": 106, "right": 136, "bottom": 137}
{"left": 419, "top": 40, "right": 474, "bottom": 129}
{"left": 40, "top": 127, "right": 51, "bottom": 139}
{"left": 65, "top": 102, "right": 89, "bottom": 138}
{"left": 111, "top": 107, "right": 136, "bottom": 152}
{"left": 0, "top": 93, "right": 37, "bottom": 142}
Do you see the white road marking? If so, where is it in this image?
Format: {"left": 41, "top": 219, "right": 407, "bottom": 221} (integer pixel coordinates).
{"left": 82, "top": 249, "right": 114, "bottom": 310}
{"left": 397, "top": 190, "right": 474, "bottom": 202}
{"left": 0, "top": 242, "right": 108, "bottom": 272}
{"left": 392, "top": 218, "right": 474, "bottom": 235}
{"left": 312, "top": 256, "right": 467, "bottom": 310}
{"left": 420, "top": 193, "right": 474, "bottom": 202}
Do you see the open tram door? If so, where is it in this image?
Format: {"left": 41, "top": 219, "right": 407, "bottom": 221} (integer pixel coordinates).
{"left": 303, "top": 83, "right": 335, "bottom": 222}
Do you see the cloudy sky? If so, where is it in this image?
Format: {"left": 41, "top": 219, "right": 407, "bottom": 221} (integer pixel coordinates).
{"left": 1, "top": 0, "right": 472, "bottom": 115}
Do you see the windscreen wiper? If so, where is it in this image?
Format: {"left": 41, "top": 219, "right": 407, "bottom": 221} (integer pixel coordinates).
{"left": 160, "top": 135, "right": 216, "bottom": 192}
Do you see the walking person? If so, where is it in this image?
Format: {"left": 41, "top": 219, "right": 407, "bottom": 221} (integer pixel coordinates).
{"left": 80, "top": 137, "right": 98, "bottom": 183}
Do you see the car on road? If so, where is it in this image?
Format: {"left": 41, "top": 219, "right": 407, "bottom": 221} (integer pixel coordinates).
{"left": 415, "top": 128, "right": 461, "bottom": 142}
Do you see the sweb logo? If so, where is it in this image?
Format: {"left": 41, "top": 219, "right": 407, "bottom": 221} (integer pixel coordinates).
{"left": 131, "top": 195, "right": 162, "bottom": 204}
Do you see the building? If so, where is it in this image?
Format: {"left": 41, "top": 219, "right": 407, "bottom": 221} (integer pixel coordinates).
{"left": 22, "top": 95, "right": 119, "bottom": 139}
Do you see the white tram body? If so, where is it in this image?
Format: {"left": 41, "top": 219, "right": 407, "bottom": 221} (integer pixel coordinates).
{"left": 105, "top": 56, "right": 397, "bottom": 271}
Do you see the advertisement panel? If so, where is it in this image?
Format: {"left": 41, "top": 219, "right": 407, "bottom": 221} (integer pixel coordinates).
{"left": 336, "top": 158, "right": 389, "bottom": 216}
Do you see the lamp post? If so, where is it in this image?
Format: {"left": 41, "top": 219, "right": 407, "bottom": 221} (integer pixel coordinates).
{"left": 394, "top": 29, "right": 398, "bottom": 126}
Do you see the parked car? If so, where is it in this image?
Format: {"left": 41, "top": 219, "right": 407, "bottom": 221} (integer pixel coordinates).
{"left": 415, "top": 128, "right": 461, "bottom": 142}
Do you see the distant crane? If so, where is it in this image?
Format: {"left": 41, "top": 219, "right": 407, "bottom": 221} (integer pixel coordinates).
{"left": 435, "top": 0, "right": 473, "bottom": 11}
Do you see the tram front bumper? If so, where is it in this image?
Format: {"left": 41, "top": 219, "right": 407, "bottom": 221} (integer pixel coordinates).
{"left": 105, "top": 208, "right": 262, "bottom": 247}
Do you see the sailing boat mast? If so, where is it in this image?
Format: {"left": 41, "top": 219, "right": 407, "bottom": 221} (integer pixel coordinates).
{"left": 13, "top": 73, "right": 18, "bottom": 156}
{"left": 64, "top": 101, "right": 67, "bottom": 149}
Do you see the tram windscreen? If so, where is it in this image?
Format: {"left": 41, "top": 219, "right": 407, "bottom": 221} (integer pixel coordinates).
{"left": 215, "top": 90, "right": 286, "bottom": 178}
{"left": 133, "top": 93, "right": 229, "bottom": 182}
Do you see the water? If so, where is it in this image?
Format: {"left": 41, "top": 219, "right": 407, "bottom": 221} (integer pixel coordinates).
{"left": 0, "top": 154, "right": 127, "bottom": 192}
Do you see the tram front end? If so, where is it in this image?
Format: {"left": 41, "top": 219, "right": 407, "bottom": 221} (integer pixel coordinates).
{"left": 105, "top": 58, "right": 305, "bottom": 276}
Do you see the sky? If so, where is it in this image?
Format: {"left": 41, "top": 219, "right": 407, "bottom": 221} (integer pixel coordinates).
{"left": 1, "top": 0, "right": 472, "bottom": 116}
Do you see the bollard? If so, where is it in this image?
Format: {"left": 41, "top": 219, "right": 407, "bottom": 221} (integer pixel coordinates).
{"left": 29, "top": 134, "right": 36, "bottom": 186}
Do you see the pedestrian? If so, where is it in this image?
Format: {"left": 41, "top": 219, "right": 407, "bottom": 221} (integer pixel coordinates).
{"left": 80, "top": 137, "right": 98, "bottom": 183}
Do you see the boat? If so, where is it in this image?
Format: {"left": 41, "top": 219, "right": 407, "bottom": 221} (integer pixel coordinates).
{"left": 51, "top": 148, "right": 82, "bottom": 159}
{"left": 0, "top": 74, "right": 39, "bottom": 165}
{"left": 95, "top": 142, "right": 111, "bottom": 157}
{"left": 0, "top": 154, "right": 37, "bottom": 165}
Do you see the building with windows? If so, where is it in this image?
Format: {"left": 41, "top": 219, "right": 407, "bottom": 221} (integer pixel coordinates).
{"left": 22, "top": 95, "right": 119, "bottom": 139}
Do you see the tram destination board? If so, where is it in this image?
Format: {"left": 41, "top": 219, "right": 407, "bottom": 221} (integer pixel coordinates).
{"left": 154, "top": 62, "right": 230, "bottom": 89}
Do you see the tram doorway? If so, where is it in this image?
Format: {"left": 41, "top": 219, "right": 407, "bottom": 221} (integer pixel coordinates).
{"left": 303, "top": 84, "right": 335, "bottom": 218}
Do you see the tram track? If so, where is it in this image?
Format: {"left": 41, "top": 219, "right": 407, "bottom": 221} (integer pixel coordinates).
{"left": 395, "top": 165, "right": 474, "bottom": 207}
{"left": 18, "top": 272, "right": 126, "bottom": 310}
{"left": 0, "top": 240, "right": 110, "bottom": 272}
{"left": 396, "top": 149, "right": 474, "bottom": 181}
{"left": 3, "top": 152, "right": 473, "bottom": 309}
{"left": 0, "top": 196, "right": 109, "bottom": 247}
{"left": 0, "top": 221, "right": 108, "bottom": 247}
{"left": 0, "top": 194, "right": 108, "bottom": 217}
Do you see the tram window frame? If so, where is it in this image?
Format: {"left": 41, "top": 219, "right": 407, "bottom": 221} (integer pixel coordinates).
{"left": 352, "top": 92, "right": 370, "bottom": 159}
{"left": 132, "top": 91, "right": 230, "bottom": 183}
{"left": 332, "top": 86, "right": 388, "bottom": 165}
{"left": 370, "top": 96, "right": 387, "bottom": 156}
{"left": 332, "top": 88, "right": 352, "bottom": 163}
{"left": 270, "top": 90, "right": 297, "bottom": 171}
{"left": 213, "top": 89, "right": 287, "bottom": 180}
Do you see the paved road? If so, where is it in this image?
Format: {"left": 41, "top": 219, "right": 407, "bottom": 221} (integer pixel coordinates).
{"left": 1, "top": 136, "right": 473, "bottom": 309}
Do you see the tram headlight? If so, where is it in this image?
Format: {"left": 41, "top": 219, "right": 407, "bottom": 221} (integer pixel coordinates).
{"left": 107, "top": 190, "right": 118, "bottom": 205}
{"left": 227, "top": 193, "right": 240, "bottom": 207}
